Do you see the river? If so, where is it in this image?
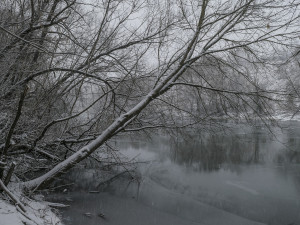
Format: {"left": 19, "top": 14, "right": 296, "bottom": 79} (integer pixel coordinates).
{"left": 48, "top": 121, "right": 300, "bottom": 225}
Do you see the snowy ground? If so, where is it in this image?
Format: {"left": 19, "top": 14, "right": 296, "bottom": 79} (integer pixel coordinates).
{"left": 0, "top": 184, "right": 62, "bottom": 225}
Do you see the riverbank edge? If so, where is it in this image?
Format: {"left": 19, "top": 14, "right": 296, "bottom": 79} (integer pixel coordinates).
{"left": 0, "top": 183, "right": 62, "bottom": 225}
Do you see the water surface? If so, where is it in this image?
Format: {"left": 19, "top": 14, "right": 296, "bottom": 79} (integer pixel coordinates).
{"left": 49, "top": 121, "right": 300, "bottom": 225}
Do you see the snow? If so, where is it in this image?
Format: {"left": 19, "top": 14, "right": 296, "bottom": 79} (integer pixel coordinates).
{"left": 0, "top": 183, "right": 62, "bottom": 225}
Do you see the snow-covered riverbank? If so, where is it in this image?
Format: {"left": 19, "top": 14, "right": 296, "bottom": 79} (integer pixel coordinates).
{"left": 0, "top": 184, "right": 62, "bottom": 225}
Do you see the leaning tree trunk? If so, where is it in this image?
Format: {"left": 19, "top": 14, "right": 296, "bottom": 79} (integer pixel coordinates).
{"left": 23, "top": 63, "right": 190, "bottom": 190}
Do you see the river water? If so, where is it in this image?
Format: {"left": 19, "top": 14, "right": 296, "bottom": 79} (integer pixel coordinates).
{"left": 48, "top": 121, "right": 300, "bottom": 225}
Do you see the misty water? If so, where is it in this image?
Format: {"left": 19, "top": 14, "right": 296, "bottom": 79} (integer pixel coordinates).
{"left": 48, "top": 121, "right": 300, "bottom": 225}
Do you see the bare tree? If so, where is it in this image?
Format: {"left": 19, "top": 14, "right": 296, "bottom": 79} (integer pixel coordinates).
{"left": 0, "top": 0, "right": 299, "bottom": 190}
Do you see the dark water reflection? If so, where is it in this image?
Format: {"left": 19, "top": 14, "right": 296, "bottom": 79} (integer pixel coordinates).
{"left": 49, "top": 121, "right": 300, "bottom": 225}
{"left": 170, "top": 125, "right": 300, "bottom": 171}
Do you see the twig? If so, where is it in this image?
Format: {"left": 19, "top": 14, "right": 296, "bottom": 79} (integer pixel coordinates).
{"left": 0, "top": 25, "right": 49, "bottom": 54}
{"left": 36, "top": 149, "right": 60, "bottom": 161}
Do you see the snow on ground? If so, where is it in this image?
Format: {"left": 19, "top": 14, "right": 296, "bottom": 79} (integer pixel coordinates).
{"left": 0, "top": 183, "right": 63, "bottom": 225}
